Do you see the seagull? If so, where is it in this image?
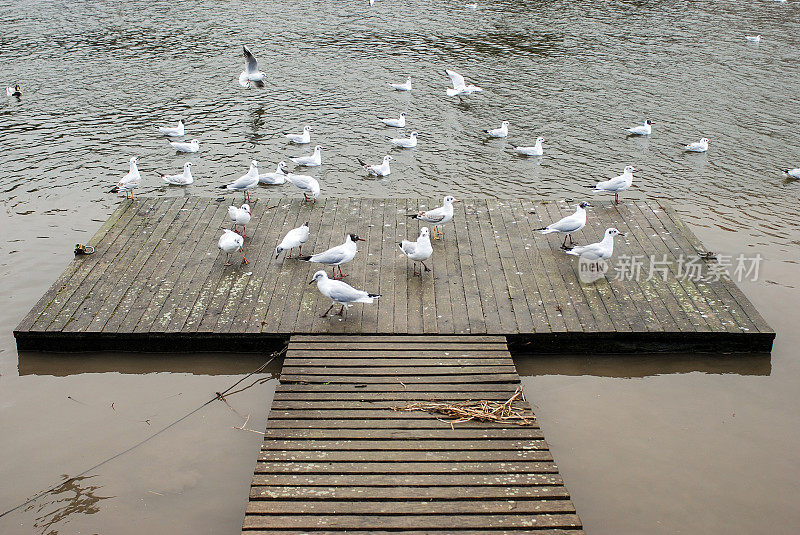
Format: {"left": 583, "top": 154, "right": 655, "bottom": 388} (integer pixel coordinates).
{"left": 536, "top": 201, "right": 591, "bottom": 249}
{"left": 587, "top": 165, "right": 636, "bottom": 204}
{"left": 6, "top": 84, "right": 21, "bottom": 98}
{"left": 408, "top": 195, "right": 459, "bottom": 239}
{"left": 169, "top": 139, "right": 199, "bottom": 153}
{"left": 683, "top": 138, "right": 709, "bottom": 152}
{"left": 160, "top": 162, "right": 193, "bottom": 186}
{"left": 380, "top": 112, "right": 406, "bottom": 128}
{"left": 109, "top": 156, "right": 141, "bottom": 199}
{"left": 158, "top": 119, "right": 185, "bottom": 137}
{"left": 746, "top": 35, "right": 762, "bottom": 43}
{"left": 218, "top": 229, "right": 249, "bottom": 265}
{"left": 783, "top": 167, "right": 800, "bottom": 180}
{"left": 299, "top": 234, "right": 365, "bottom": 279}
{"left": 445, "top": 69, "right": 483, "bottom": 97}
{"left": 290, "top": 145, "right": 322, "bottom": 167}
{"left": 357, "top": 155, "right": 393, "bottom": 176}
{"left": 565, "top": 228, "right": 625, "bottom": 266}
{"left": 310, "top": 270, "right": 380, "bottom": 318}
{"left": 510, "top": 137, "right": 544, "bottom": 156}
{"left": 626, "top": 119, "right": 653, "bottom": 136}
{"left": 388, "top": 131, "right": 418, "bottom": 148}
{"left": 276, "top": 222, "right": 310, "bottom": 258}
{"left": 228, "top": 203, "right": 252, "bottom": 237}
{"left": 284, "top": 125, "right": 311, "bottom": 144}
{"left": 485, "top": 121, "right": 509, "bottom": 138}
{"left": 399, "top": 227, "right": 433, "bottom": 276}
{"left": 285, "top": 173, "right": 320, "bottom": 202}
{"left": 387, "top": 77, "right": 412, "bottom": 91}
{"left": 259, "top": 161, "right": 288, "bottom": 185}
{"left": 239, "top": 45, "right": 266, "bottom": 88}
{"left": 219, "top": 160, "right": 259, "bottom": 203}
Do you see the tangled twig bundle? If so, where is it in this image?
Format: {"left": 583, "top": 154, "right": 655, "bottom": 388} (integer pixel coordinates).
{"left": 392, "top": 387, "right": 534, "bottom": 427}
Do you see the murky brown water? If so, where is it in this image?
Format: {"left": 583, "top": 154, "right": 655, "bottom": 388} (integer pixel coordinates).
{"left": 2, "top": 0, "right": 800, "bottom": 533}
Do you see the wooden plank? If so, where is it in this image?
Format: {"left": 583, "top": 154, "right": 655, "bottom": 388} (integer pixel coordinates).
{"left": 268, "top": 401, "right": 535, "bottom": 413}
{"left": 265, "top": 418, "right": 538, "bottom": 429}
{"left": 254, "top": 460, "right": 557, "bottom": 474}
{"left": 258, "top": 450, "right": 552, "bottom": 462}
{"left": 288, "top": 341, "right": 509, "bottom": 350}
{"left": 346, "top": 198, "right": 376, "bottom": 333}
{"left": 309, "top": 198, "right": 344, "bottom": 333}
{"left": 360, "top": 199, "right": 384, "bottom": 333}
{"left": 267, "top": 409, "right": 532, "bottom": 420}
{"left": 474, "top": 199, "right": 518, "bottom": 332}
{"left": 275, "top": 382, "right": 519, "bottom": 393}
{"left": 272, "top": 391, "right": 524, "bottom": 401}
{"left": 242, "top": 514, "right": 581, "bottom": 530}
{"left": 452, "top": 200, "right": 487, "bottom": 334}
{"left": 393, "top": 199, "right": 410, "bottom": 334}
{"left": 463, "top": 199, "right": 504, "bottom": 333}
{"left": 260, "top": 439, "right": 549, "bottom": 451}
{"left": 334, "top": 198, "right": 370, "bottom": 334}
{"left": 249, "top": 485, "right": 570, "bottom": 500}
{"left": 282, "top": 358, "right": 515, "bottom": 367}
{"left": 246, "top": 499, "right": 574, "bottom": 514}
{"left": 286, "top": 349, "right": 512, "bottom": 359}
{"left": 288, "top": 334, "right": 507, "bottom": 342}
{"left": 250, "top": 473, "right": 562, "bottom": 486}
{"left": 376, "top": 199, "right": 397, "bottom": 334}
{"left": 279, "top": 374, "right": 521, "bottom": 384}
{"left": 279, "top": 366, "right": 518, "bottom": 375}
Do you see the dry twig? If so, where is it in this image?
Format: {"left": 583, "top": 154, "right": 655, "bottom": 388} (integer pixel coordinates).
{"left": 392, "top": 387, "right": 533, "bottom": 426}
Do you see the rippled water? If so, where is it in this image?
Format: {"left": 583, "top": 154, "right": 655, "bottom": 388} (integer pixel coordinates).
{"left": 1, "top": 0, "right": 800, "bottom": 533}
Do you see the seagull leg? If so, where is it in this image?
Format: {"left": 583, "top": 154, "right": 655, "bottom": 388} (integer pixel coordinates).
{"left": 569, "top": 234, "right": 576, "bottom": 245}
{"left": 412, "top": 262, "right": 419, "bottom": 277}
{"left": 298, "top": 245, "right": 303, "bottom": 255}
{"left": 242, "top": 226, "right": 247, "bottom": 238}
{"left": 320, "top": 304, "right": 335, "bottom": 318}
{"left": 615, "top": 192, "right": 619, "bottom": 204}
{"left": 562, "top": 235, "right": 568, "bottom": 249}
{"left": 337, "top": 265, "right": 348, "bottom": 278}
{"left": 337, "top": 305, "right": 345, "bottom": 316}
{"left": 421, "top": 261, "right": 431, "bottom": 272}
{"left": 241, "top": 249, "right": 249, "bottom": 264}
{"left": 225, "top": 253, "right": 232, "bottom": 266}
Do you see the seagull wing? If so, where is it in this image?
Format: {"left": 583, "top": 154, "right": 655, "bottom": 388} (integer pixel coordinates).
{"left": 549, "top": 212, "right": 582, "bottom": 233}
{"left": 243, "top": 46, "right": 258, "bottom": 73}
{"left": 400, "top": 240, "right": 417, "bottom": 256}
{"left": 326, "top": 280, "right": 370, "bottom": 303}
{"left": 445, "top": 69, "right": 466, "bottom": 90}
{"left": 311, "top": 244, "right": 348, "bottom": 264}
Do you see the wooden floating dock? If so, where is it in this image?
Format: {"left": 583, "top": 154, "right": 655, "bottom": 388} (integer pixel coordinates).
{"left": 244, "top": 335, "right": 584, "bottom": 534}
{"left": 14, "top": 196, "right": 773, "bottom": 352}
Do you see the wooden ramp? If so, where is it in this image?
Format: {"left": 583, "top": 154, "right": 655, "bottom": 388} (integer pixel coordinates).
{"left": 14, "top": 197, "right": 773, "bottom": 353}
{"left": 244, "top": 335, "right": 583, "bottom": 534}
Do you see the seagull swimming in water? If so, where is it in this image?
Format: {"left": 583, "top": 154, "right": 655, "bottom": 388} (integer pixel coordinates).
{"left": 218, "top": 229, "right": 248, "bottom": 265}
{"left": 510, "top": 137, "right": 544, "bottom": 157}
{"left": 387, "top": 77, "right": 412, "bottom": 91}
{"left": 169, "top": 139, "right": 199, "bottom": 153}
{"left": 290, "top": 145, "right": 322, "bottom": 167}
{"left": 683, "top": 138, "right": 709, "bottom": 153}
{"left": 358, "top": 155, "right": 393, "bottom": 176}
{"left": 746, "top": 35, "right": 762, "bottom": 43}
{"left": 408, "top": 195, "right": 459, "bottom": 239}
{"left": 284, "top": 125, "right": 311, "bottom": 144}
{"left": 537, "top": 201, "right": 592, "bottom": 249}
{"left": 219, "top": 160, "right": 259, "bottom": 203}
{"left": 626, "top": 119, "right": 653, "bottom": 136}
{"left": 228, "top": 203, "right": 252, "bottom": 237}
{"left": 399, "top": 227, "right": 433, "bottom": 276}
{"left": 485, "top": 121, "right": 509, "bottom": 138}
{"left": 160, "top": 162, "right": 193, "bottom": 186}
{"left": 110, "top": 156, "right": 141, "bottom": 199}
{"left": 445, "top": 69, "right": 482, "bottom": 97}
{"left": 276, "top": 222, "right": 310, "bottom": 258}
{"left": 158, "top": 119, "right": 185, "bottom": 137}
{"left": 239, "top": 46, "right": 266, "bottom": 88}
{"left": 310, "top": 270, "right": 380, "bottom": 318}
{"left": 783, "top": 166, "right": 800, "bottom": 180}
{"left": 6, "top": 84, "right": 21, "bottom": 98}
{"left": 587, "top": 165, "right": 636, "bottom": 204}
{"left": 388, "top": 131, "right": 418, "bottom": 148}
{"left": 286, "top": 172, "right": 320, "bottom": 202}
{"left": 380, "top": 112, "right": 406, "bottom": 128}
{"left": 259, "top": 161, "right": 288, "bottom": 185}
{"left": 299, "top": 234, "right": 365, "bottom": 279}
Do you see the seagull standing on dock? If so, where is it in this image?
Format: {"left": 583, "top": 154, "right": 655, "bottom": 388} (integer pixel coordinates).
{"left": 218, "top": 229, "right": 248, "bottom": 265}
{"left": 290, "top": 145, "right": 322, "bottom": 167}
{"left": 536, "top": 201, "right": 591, "bottom": 248}
{"left": 228, "top": 203, "right": 252, "bottom": 237}
{"left": 409, "top": 196, "right": 459, "bottom": 239}
{"left": 299, "top": 234, "right": 364, "bottom": 279}
{"left": 160, "top": 162, "right": 193, "bottom": 186}
{"left": 485, "top": 121, "right": 509, "bottom": 138}
{"left": 310, "top": 270, "right": 380, "bottom": 318}
{"left": 219, "top": 160, "right": 259, "bottom": 203}
{"left": 587, "top": 165, "right": 636, "bottom": 204}
{"left": 565, "top": 228, "right": 625, "bottom": 264}
{"left": 388, "top": 132, "right": 418, "bottom": 148}
{"left": 285, "top": 172, "right": 320, "bottom": 202}
{"left": 510, "top": 137, "right": 545, "bottom": 157}
{"left": 380, "top": 112, "right": 406, "bottom": 128}
{"left": 169, "top": 139, "right": 200, "bottom": 153}
{"left": 626, "top": 119, "right": 653, "bottom": 136}
{"left": 284, "top": 125, "right": 311, "bottom": 144}
{"left": 683, "top": 138, "right": 709, "bottom": 152}
{"left": 276, "top": 222, "right": 310, "bottom": 258}
{"left": 239, "top": 46, "right": 266, "bottom": 88}
{"left": 399, "top": 227, "right": 433, "bottom": 276}
{"left": 358, "top": 155, "right": 393, "bottom": 176}
{"left": 445, "top": 69, "right": 482, "bottom": 97}
{"left": 388, "top": 77, "right": 412, "bottom": 91}
{"left": 158, "top": 119, "right": 185, "bottom": 137}
{"left": 259, "top": 161, "right": 288, "bottom": 185}
{"left": 110, "top": 156, "right": 141, "bottom": 199}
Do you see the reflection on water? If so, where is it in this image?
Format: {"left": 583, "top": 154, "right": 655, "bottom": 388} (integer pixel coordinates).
{"left": 24, "top": 475, "right": 112, "bottom": 535}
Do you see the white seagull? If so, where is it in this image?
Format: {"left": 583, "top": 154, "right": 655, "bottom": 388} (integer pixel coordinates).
{"left": 228, "top": 203, "right": 252, "bottom": 237}
{"left": 783, "top": 166, "right": 800, "bottom": 180}
{"left": 485, "top": 121, "right": 509, "bottom": 138}
{"left": 276, "top": 222, "right": 310, "bottom": 258}
{"left": 510, "top": 137, "right": 545, "bottom": 156}
{"left": 169, "top": 139, "right": 200, "bottom": 153}
{"left": 399, "top": 227, "right": 433, "bottom": 276}
{"left": 160, "top": 162, "right": 193, "bottom": 186}
{"left": 299, "top": 233, "right": 365, "bottom": 279}
{"left": 219, "top": 160, "right": 260, "bottom": 203}
{"left": 310, "top": 270, "right": 380, "bottom": 318}
{"left": 380, "top": 112, "right": 406, "bottom": 128}
{"left": 239, "top": 46, "right": 266, "bottom": 88}
{"left": 388, "top": 131, "right": 418, "bottom": 148}
{"left": 290, "top": 145, "right": 322, "bottom": 167}
{"left": 537, "top": 201, "right": 592, "bottom": 249}
{"left": 387, "top": 77, "right": 412, "bottom": 91}
{"left": 284, "top": 125, "right": 311, "bottom": 144}
{"left": 218, "top": 229, "right": 248, "bottom": 265}
{"left": 408, "top": 195, "right": 459, "bottom": 239}
{"left": 110, "top": 156, "right": 141, "bottom": 199}
{"left": 565, "top": 228, "right": 625, "bottom": 264}
{"left": 259, "top": 161, "right": 288, "bottom": 185}
{"left": 158, "top": 119, "right": 185, "bottom": 137}
{"left": 6, "top": 84, "right": 21, "bottom": 98}
{"left": 445, "top": 69, "right": 483, "bottom": 97}
{"left": 357, "top": 155, "right": 393, "bottom": 176}
{"left": 626, "top": 119, "right": 653, "bottom": 136}
{"left": 746, "top": 35, "right": 762, "bottom": 43}
{"left": 588, "top": 165, "right": 636, "bottom": 204}
{"left": 683, "top": 138, "right": 709, "bottom": 152}
{"left": 286, "top": 173, "right": 320, "bottom": 202}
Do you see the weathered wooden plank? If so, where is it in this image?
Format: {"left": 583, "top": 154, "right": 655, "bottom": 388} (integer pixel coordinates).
{"left": 272, "top": 391, "right": 524, "bottom": 401}
{"left": 245, "top": 499, "right": 573, "bottom": 514}
{"left": 288, "top": 341, "right": 509, "bottom": 350}
{"left": 376, "top": 199, "right": 396, "bottom": 334}
{"left": 286, "top": 349, "right": 512, "bottom": 359}
{"left": 262, "top": 428, "right": 543, "bottom": 440}
{"left": 279, "top": 374, "right": 522, "bottom": 384}
{"left": 275, "top": 382, "right": 519, "bottom": 393}
{"left": 267, "top": 408, "right": 531, "bottom": 420}
{"left": 242, "top": 515, "right": 581, "bottom": 530}
{"left": 254, "top": 460, "right": 557, "bottom": 474}
{"left": 279, "top": 365, "right": 518, "bottom": 375}
{"left": 309, "top": 198, "right": 344, "bottom": 333}
{"left": 288, "top": 334, "right": 507, "bottom": 343}
{"left": 258, "top": 450, "right": 551, "bottom": 462}
{"left": 393, "top": 199, "right": 410, "bottom": 334}
{"left": 249, "top": 485, "right": 570, "bottom": 500}
{"left": 476, "top": 199, "right": 519, "bottom": 332}
{"left": 250, "top": 473, "right": 562, "bottom": 486}
{"left": 450, "top": 200, "right": 487, "bottom": 334}
{"left": 265, "top": 418, "right": 537, "bottom": 429}
{"left": 464, "top": 199, "right": 505, "bottom": 333}
{"left": 261, "top": 439, "right": 549, "bottom": 451}
{"left": 268, "top": 401, "right": 536, "bottom": 414}
{"left": 336, "top": 197, "right": 370, "bottom": 334}
{"left": 282, "top": 358, "right": 515, "bottom": 367}
{"left": 360, "top": 199, "right": 384, "bottom": 334}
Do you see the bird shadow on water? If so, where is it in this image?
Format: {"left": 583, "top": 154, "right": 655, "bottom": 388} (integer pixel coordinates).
{"left": 23, "top": 475, "right": 113, "bottom": 535}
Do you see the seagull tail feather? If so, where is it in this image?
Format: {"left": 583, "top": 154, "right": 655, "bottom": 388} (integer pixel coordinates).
{"left": 297, "top": 255, "right": 312, "bottom": 262}
{"left": 406, "top": 214, "right": 419, "bottom": 219}
{"left": 217, "top": 184, "right": 227, "bottom": 189}
{"left": 368, "top": 293, "right": 381, "bottom": 298}
{"left": 357, "top": 157, "right": 368, "bottom": 167}
{"left": 109, "top": 186, "right": 120, "bottom": 193}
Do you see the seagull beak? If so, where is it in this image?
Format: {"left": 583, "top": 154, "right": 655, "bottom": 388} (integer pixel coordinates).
{"left": 357, "top": 237, "right": 366, "bottom": 242}
{"left": 308, "top": 279, "right": 315, "bottom": 284}
{"left": 618, "top": 232, "right": 626, "bottom": 236}
{"left": 454, "top": 199, "right": 461, "bottom": 203}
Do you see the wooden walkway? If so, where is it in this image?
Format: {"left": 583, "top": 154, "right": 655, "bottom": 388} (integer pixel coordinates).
{"left": 14, "top": 197, "right": 773, "bottom": 352}
{"left": 244, "top": 335, "right": 583, "bottom": 534}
